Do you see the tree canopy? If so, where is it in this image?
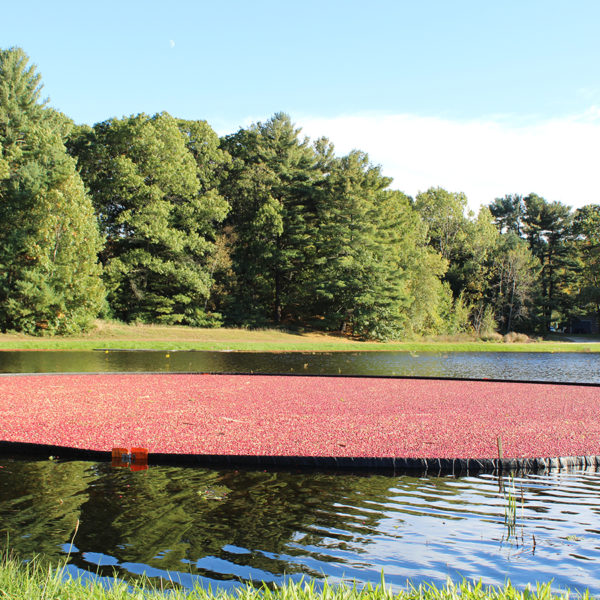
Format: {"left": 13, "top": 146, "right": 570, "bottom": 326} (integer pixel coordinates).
{"left": 2, "top": 46, "right": 598, "bottom": 338}
{"left": 0, "top": 47, "right": 104, "bottom": 334}
{"left": 68, "top": 112, "right": 229, "bottom": 325}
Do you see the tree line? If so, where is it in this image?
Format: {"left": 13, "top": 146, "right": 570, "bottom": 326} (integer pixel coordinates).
{"left": 1, "top": 48, "right": 598, "bottom": 338}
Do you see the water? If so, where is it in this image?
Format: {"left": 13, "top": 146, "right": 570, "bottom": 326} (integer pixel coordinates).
{"left": 0, "top": 350, "right": 599, "bottom": 383}
{"left": 1, "top": 351, "right": 599, "bottom": 593}
{"left": 1, "top": 457, "right": 599, "bottom": 594}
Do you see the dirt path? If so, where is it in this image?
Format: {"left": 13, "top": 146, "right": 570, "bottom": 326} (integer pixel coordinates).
{"left": 564, "top": 335, "right": 600, "bottom": 343}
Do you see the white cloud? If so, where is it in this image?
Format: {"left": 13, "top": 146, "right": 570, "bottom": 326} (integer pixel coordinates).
{"left": 294, "top": 110, "right": 600, "bottom": 212}
{"left": 169, "top": 39, "right": 175, "bottom": 48}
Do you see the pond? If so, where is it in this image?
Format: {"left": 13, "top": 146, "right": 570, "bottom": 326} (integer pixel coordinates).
{"left": 1, "top": 457, "right": 599, "bottom": 594}
{"left": 0, "top": 349, "right": 599, "bottom": 383}
{"left": 1, "top": 350, "right": 599, "bottom": 593}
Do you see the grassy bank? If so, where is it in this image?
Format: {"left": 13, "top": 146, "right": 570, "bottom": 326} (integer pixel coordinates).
{"left": 0, "top": 320, "right": 598, "bottom": 353}
{"left": 0, "top": 554, "right": 590, "bottom": 600}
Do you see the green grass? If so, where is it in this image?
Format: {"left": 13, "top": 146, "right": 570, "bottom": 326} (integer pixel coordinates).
{"left": 0, "top": 552, "right": 591, "bottom": 600}
{"left": 0, "top": 320, "right": 598, "bottom": 353}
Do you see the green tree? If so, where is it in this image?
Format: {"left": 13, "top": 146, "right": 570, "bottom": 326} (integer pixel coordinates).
{"left": 414, "top": 187, "right": 469, "bottom": 262}
{"left": 522, "top": 193, "right": 575, "bottom": 330}
{"left": 489, "top": 194, "right": 524, "bottom": 235}
{"left": 310, "top": 153, "right": 417, "bottom": 339}
{"left": 414, "top": 187, "right": 474, "bottom": 300}
{"left": 221, "top": 120, "right": 447, "bottom": 339}
{"left": 176, "top": 118, "right": 232, "bottom": 313}
{"left": 459, "top": 207, "right": 500, "bottom": 320}
{"left": 404, "top": 246, "right": 455, "bottom": 336}
{"left": 220, "top": 113, "right": 318, "bottom": 324}
{"left": 572, "top": 204, "right": 600, "bottom": 325}
{"left": 0, "top": 47, "right": 104, "bottom": 334}
{"left": 69, "top": 112, "right": 229, "bottom": 324}
{"left": 491, "top": 233, "right": 539, "bottom": 333}
{"left": 415, "top": 188, "right": 500, "bottom": 333}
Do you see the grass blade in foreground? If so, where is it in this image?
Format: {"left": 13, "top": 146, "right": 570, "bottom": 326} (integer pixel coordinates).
{"left": 0, "top": 553, "right": 592, "bottom": 600}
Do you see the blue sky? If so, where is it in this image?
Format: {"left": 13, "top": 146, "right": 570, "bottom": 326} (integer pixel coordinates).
{"left": 4, "top": 1, "right": 600, "bottom": 209}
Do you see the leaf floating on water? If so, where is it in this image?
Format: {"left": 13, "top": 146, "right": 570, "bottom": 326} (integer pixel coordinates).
{"left": 198, "top": 485, "right": 231, "bottom": 501}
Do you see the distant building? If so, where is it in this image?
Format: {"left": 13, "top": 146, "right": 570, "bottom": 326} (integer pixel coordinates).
{"left": 569, "top": 314, "right": 599, "bottom": 334}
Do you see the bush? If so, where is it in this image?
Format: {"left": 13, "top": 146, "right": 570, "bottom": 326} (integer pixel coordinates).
{"left": 479, "top": 331, "right": 503, "bottom": 342}
{"left": 503, "top": 331, "right": 531, "bottom": 344}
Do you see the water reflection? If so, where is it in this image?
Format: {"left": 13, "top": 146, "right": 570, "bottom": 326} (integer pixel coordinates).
{"left": 0, "top": 350, "right": 599, "bottom": 382}
{"left": 1, "top": 458, "right": 599, "bottom": 593}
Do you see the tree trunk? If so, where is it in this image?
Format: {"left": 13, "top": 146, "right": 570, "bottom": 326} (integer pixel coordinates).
{"left": 507, "top": 276, "right": 516, "bottom": 333}
{"left": 274, "top": 270, "right": 282, "bottom": 323}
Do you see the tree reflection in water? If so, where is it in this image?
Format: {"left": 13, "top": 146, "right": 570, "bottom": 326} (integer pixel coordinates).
{"left": 2, "top": 458, "right": 600, "bottom": 594}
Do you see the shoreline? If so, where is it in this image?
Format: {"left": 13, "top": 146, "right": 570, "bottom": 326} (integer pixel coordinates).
{"left": 0, "top": 342, "right": 598, "bottom": 353}
{"left": 0, "top": 554, "right": 586, "bottom": 600}
{"left": 0, "top": 320, "right": 599, "bottom": 353}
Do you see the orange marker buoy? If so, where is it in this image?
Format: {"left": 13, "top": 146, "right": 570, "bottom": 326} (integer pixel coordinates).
{"left": 111, "top": 447, "right": 128, "bottom": 467}
{"left": 111, "top": 447, "right": 149, "bottom": 470}
{"left": 130, "top": 447, "right": 149, "bottom": 464}
{"left": 111, "top": 447, "right": 128, "bottom": 460}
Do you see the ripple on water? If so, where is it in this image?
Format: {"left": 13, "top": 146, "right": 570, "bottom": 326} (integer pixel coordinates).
{"left": 1, "top": 460, "right": 599, "bottom": 594}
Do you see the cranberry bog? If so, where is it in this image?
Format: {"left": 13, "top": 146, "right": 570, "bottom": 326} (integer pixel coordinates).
{"left": 1, "top": 372, "right": 599, "bottom": 474}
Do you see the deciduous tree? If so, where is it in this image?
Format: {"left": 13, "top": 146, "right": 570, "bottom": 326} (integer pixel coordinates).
{"left": 69, "top": 112, "right": 229, "bottom": 324}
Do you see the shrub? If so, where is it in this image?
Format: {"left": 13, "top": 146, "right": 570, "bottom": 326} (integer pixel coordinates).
{"left": 503, "top": 331, "right": 531, "bottom": 344}
{"left": 480, "top": 331, "right": 503, "bottom": 342}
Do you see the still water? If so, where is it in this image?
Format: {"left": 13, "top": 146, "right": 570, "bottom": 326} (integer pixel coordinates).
{"left": 0, "top": 350, "right": 599, "bottom": 382}
{"left": 1, "top": 458, "right": 599, "bottom": 594}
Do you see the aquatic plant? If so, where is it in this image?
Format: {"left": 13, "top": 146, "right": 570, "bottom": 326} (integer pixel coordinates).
{"left": 503, "top": 476, "right": 518, "bottom": 541}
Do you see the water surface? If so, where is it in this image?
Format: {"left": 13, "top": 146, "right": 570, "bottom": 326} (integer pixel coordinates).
{"left": 1, "top": 458, "right": 599, "bottom": 594}
{"left": 0, "top": 350, "right": 598, "bottom": 383}
{"left": 2, "top": 350, "right": 599, "bottom": 593}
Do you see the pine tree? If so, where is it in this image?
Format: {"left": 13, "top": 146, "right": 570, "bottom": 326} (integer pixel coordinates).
{"left": 310, "top": 152, "right": 418, "bottom": 339}
{"left": 573, "top": 205, "right": 600, "bottom": 327}
{"left": 0, "top": 47, "right": 104, "bottom": 334}
{"left": 522, "top": 193, "right": 575, "bottom": 330}
{"left": 220, "top": 113, "right": 318, "bottom": 325}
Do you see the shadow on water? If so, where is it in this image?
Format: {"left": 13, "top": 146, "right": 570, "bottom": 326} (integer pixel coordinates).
{"left": 0, "top": 350, "right": 599, "bottom": 383}
{"left": 1, "top": 457, "right": 600, "bottom": 594}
